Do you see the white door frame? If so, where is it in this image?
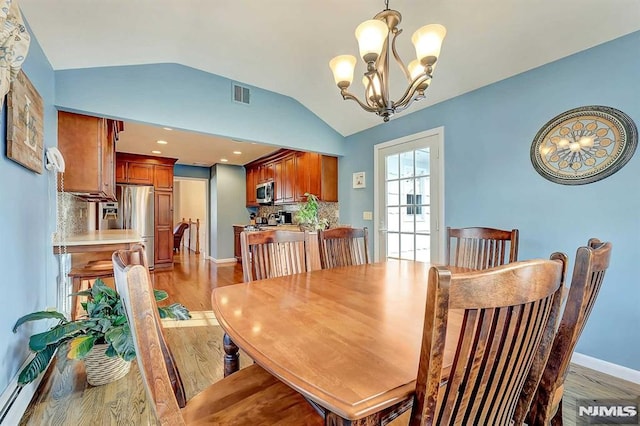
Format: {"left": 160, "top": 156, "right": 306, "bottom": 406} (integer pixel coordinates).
{"left": 373, "top": 127, "right": 445, "bottom": 262}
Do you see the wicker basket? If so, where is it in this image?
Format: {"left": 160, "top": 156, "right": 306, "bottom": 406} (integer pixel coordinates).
{"left": 84, "top": 343, "right": 131, "bottom": 386}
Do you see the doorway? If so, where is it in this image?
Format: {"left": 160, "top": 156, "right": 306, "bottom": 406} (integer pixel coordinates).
{"left": 373, "top": 128, "right": 445, "bottom": 263}
{"left": 173, "top": 177, "right": 209, "bottom": 257}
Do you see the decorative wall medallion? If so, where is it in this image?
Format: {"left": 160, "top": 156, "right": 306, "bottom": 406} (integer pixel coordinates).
{"left": 530, "top": 106, "right": 637, "bottom": 185}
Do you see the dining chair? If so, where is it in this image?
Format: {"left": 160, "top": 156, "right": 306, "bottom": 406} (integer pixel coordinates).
{"left": 515, "top": 238, "right": 612, "bottom": 426}
{"left": 409, "top": 258, "right": 565, "bottom": 425}
{"left": 240, "top": 229, "right": 311, "bottom": 282}
{"left": 112, "top": 248, "right": 323, "bottom": 425}
{"left": 317, "top": 226, "right": 369, "bottom": 269}
{"left": 446, "top": 226, "right": 519, "bottom": 269}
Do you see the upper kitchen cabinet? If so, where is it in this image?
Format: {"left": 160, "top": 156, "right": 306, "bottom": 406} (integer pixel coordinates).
{"left": 57, "top": 111, "right": 123, "bottom": 201}
{"left": 115, "top": 153, "right": 176, "bottom": 189}
{"left": 245, "top": 149, "right": 338, "bottom": 206}
{"left": 295, "top": 152, "right": 338, "bottom": 202}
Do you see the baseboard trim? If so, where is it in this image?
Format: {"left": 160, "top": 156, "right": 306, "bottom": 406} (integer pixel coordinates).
{"left": 0, "top": 354, "right": 49, "bottom": 425}
{"left": 571, "top": 352, "right": 640, "bottom": 385}
{"left": 209, "top": 257, "right": 237, "bottom": 264}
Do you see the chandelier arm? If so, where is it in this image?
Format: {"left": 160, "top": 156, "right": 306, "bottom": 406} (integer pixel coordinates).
{"left": 340, "top": 89, "right": 380, "bottom": 113}
{"left": 390, "top": 29, "right": 412, "bottom": 82}
{"left": 393, "top": 74, "right": 430, "bottom": 109}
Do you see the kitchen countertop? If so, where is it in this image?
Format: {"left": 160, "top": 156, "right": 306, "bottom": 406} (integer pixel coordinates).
{"left": 53, "top": 229, "right": 143, "bottom": 246}
{"left": 234, "top": 224, "right": 302, "bottom": 231}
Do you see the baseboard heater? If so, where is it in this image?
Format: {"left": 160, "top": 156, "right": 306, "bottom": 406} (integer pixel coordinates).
{"left": 0, "top": 353, "right": 51, "bottom": 425}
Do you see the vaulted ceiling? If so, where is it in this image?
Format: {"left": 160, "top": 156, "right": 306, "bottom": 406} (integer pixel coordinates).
{"left": 20, "top": 0, "right": 640, "bottom": 162}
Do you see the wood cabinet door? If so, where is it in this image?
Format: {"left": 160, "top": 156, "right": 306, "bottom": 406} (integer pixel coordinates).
{"left": 101, "top": 119, "right": 116, "bottom": 200}
{"left": 154, "top": 191, "right": 173, "bottom": 266}
{"left": 273, "top": 159, "right": 284, "bottom": 204}
{"left": 320, "top": 155, "right": 338, "bottom": 202}
{"left": 294, "top": 152, "right": 310, "bottom": 202}
{"left": 282, "top": 154, "right": 296, "bottom": 203}
{"left": 154, "top": 165, "right": 174, "bottom": 190}
{"left": 127, "top": 162, "right": 154, "bottom": 185}
{"left": 233, "top": 226, "right": 243, "bottom": 261}
{"left": 115, "top": 161, "right": 127, "bottom": 183}
{"left": 246, "top": 166, "right": 258, "bottom": 206}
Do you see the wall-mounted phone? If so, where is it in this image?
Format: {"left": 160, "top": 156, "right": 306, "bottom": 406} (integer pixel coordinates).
{"left": 45, "top": 147, "right": 65, "bottom": 173}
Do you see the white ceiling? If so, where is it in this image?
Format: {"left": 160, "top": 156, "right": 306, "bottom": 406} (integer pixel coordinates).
{"left": 115, "top": 122, "right": 279, "bottom": 167}
{"left": 20, "top": 0, "right": 640, "bottom": 163}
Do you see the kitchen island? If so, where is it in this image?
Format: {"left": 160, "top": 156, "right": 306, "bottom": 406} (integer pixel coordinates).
{"left": 52, "top": 229, "right": 143, "bottom": 317}
{"left": 52, "top": 229, "right": 143, "bottom": 254}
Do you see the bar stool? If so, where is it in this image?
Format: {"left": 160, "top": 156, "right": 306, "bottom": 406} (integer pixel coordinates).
{"left": 68, "top": 260, "right": 114, "bottom": 320}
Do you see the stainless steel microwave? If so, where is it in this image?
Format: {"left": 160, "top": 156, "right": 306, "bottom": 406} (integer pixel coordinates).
{"left": 256, "top": 181, "right": 274, "bottom": 205}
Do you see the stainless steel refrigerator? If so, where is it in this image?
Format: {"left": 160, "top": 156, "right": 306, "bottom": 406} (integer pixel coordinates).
{"left": 98, "top": 184, "right": 155, "bottom": 269}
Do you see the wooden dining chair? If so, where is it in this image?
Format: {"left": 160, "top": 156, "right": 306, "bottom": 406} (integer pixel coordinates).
{"left": 317, "top": 227, "right": 369, "bottom": 269}
{"left": 409, "top": 258, "right": 565, "bottom": 425}
{"left": 515, "top": 238, "right": 612, "bottom": 426}
{"left": 446, "top": 226, "right": 519, "bottom": 269}
{"left": 240, "top": 229, "right": 311, "bottom": 282}
{"left": 112, "top": 248, "right": 323, "bottom": 425}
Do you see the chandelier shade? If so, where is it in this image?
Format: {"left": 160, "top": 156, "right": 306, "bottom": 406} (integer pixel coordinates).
{"left": 329, "top": 2, "right": 446, "bottom": 122}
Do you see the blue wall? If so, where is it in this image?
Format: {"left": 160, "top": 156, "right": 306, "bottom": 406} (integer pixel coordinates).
{"left": 54, "top": 63, "right": 345, "bottom": 156}
{"left": 0, "top": 28, "right": 57, "bottom": 393}
{"left": 210, "top": 164, "right": 248, "bottom": 260}
{"left": 341, "top": 31, "right": 640, "bottom": 370}
{"left": 174, "top": 164, "right": 210, "bottom": 180}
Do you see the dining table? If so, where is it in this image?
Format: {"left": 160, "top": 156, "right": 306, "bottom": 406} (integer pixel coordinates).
{"left": 211, "top": 259, "right": 466, "bottom": 424}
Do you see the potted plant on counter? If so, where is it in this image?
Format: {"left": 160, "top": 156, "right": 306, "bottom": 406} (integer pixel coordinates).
{"left": 295, "top": 193, "right": 329, "bottom": 231}
{"left": 13, "top": 279, "right": 190, "bottom": 386}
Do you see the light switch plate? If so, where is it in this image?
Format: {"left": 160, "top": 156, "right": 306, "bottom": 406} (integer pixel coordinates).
{"left": 363, "top": 211, "right": 373, "bottom": 220}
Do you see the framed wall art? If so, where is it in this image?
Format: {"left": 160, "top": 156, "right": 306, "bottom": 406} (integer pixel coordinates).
{"left": 530, "top": 106, "right": 637, "bottom": 185}
{"left": 353, "top": 171, "right": 366, "bottom": 189}
{"left": 6, "top": 70, "right": 44, "bottom": 173}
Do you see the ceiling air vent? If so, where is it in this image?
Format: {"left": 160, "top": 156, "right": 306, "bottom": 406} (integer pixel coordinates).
{"left": 232, "top": 83, "right": 250, "bottom": 105}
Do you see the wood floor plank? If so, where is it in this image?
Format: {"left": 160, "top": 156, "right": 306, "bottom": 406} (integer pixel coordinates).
{"left": 19, "top": 252, "right": 640, "bottom": 425}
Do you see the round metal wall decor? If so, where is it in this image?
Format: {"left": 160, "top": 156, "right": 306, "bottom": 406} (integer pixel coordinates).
{"left": 530, "top": 106, "right": 637, "bottom": 185}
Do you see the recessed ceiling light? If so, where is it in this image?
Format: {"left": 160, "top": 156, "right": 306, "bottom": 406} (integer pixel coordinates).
{"left": 220, "top": 158, "right": 229, "bottom": 162}
{"left": 233, "top": 151, "right": 242, "bottom": 155}
{"left": 157, "top": 140, "right": 168, "bottom": 145}
{"left": 152, "top": 150, "right": 162, "bottom": 154}
{"left": 163, "top": 127, "right": 173, "bottom": 131}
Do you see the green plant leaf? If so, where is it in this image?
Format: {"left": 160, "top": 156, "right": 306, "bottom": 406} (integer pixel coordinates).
{"left": 12, "top": 310, "right": 67, "bottom": 333}
{"left": 105, "top": 324, "right": 136, "bottom": 361}
{"left": 67, "top": 335, "right": 97, "bottom": 359}
{"left": 153, "top": 289, "right": 168, "bottom": 302}
{"left": 158, "top": 303, "right": 191, "bottom": 320}
{"left": 18, "top": 344, "right": 59, "bottom": 385}
{"left": 29, "top": 321, "right": 93, "bottom": 352}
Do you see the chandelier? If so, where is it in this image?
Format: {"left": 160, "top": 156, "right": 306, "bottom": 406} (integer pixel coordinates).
{"left": 329, "top": 1, "right": 446, "bottom": 122}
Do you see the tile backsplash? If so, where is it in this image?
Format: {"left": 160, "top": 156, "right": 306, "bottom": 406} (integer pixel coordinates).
{"left": 258, "top": 202, "right": 339, "bottom": 228}
{"left": 56, "top": 193, "right": 91, "bottom": 236}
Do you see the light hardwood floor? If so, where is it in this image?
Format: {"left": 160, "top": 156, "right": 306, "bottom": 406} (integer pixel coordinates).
{"left": 20, "top": 251, "right": 640, "bottom": 425}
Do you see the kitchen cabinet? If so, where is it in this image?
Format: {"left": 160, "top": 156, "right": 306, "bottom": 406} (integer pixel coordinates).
{"left": 57, "top": 111, "right": 123, "bottom": 201}
{"left": 245, "top": 149, "right": 338, "bottom": 206}
{"left": 246, "top": 167, "right": 258, "bottom": 206}
{"left": 154, "top": 165, "right": 174, "bottom": 190}
{"left": 154, "top": 191, "right": 174, "bottom": 268}
{"left": 115, "top": 153, "right": 177, "bottom": 269}
{"left": 233, "top": 225, "right": 244, "bottom": 263}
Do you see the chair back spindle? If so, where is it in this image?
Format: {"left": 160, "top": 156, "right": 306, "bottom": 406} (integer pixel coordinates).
{"left": 516, "top": 238, "right": 612, "bottom": 425}
{"left": 410, "top": 258, "right": 564, "bottom": 425}
{"left": 240, "top": 230, "right": 311, "bottom": 282}
{"left": 446, "top": 226, "right": 519, "bottom": 269}
{"left": 318, "top": 227, "right": 369, "bottom": 269}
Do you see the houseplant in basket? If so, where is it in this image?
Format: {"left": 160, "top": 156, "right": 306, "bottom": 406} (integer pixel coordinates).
{"left": 12, "top": 278, "right": 190, "bottom": 386}
{"left": 295, "top": 193, "right": 328, "bottom": 231}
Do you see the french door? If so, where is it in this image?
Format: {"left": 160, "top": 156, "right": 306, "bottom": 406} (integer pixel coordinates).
{"left": 374, "top": 128, "right": 444, "bottom": 263}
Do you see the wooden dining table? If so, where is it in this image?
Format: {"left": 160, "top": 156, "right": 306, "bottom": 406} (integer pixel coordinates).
{"left": 210, "top": 259, "right": 465, "bottom": 424}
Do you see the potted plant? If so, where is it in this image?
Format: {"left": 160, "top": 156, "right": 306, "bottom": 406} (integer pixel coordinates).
{"left": 12, "top": 278, "right": 190, "bottom": 386}
{"left": 295, "top": 193, "right": 329, "bottom": 231}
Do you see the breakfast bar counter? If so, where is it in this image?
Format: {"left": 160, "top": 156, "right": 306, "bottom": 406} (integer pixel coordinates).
{"left": 52, "top": 229, "right": 143, "bottom": 254}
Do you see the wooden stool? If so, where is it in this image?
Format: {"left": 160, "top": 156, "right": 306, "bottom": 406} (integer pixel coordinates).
{"left": 68, "top": 260, "right": 114, "bottom": 320}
